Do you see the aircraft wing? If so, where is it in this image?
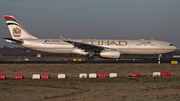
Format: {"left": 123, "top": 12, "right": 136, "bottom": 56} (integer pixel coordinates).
{"left": 60, "top": 36, "right": 108, "bottom": 52}
{"left": 3, "top": 37, "right": 23, "bottom": 44}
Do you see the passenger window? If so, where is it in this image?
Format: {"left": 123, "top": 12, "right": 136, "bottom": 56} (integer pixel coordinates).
{"left": 150, "top": 44, "right": 155, "bottom": 46}
{"left": 136, "top": 44, "right": 141, "bottom": 46}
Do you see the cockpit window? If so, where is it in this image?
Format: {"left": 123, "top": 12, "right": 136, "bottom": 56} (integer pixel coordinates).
{"left": 169, "top": 44, "right": 174, "bottom": 46}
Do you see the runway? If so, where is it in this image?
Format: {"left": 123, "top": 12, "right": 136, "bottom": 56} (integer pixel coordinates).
{"left": 0, "top": 57, "right": 179, "bottom": 64}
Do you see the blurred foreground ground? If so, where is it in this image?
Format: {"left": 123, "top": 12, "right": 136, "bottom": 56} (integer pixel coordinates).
{"left": 0, "top": 64, "right": 180, "bottom": 101}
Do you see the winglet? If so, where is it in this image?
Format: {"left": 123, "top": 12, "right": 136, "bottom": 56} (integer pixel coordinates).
{"left": 60, "top": 36, "right": 67, "bottom": 41}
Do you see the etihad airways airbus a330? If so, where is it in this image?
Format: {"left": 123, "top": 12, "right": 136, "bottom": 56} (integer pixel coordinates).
{"left": 3, "top": 15, "right": 177, "bottom": 60}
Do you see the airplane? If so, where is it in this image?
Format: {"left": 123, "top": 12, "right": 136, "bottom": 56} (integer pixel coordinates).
{"left": 3, "top": 15, "right": 177, "bottom": 60}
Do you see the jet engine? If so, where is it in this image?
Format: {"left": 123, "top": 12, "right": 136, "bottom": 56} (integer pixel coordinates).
{"left": 99, "top": 50, "right": 121, "bottom": 58}
{"left": 72, "top": 48, "right": 88, "bottom": 55}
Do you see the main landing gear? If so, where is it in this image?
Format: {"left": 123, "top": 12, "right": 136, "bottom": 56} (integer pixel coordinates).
{"left": 158, "top": 54, "right": 162, "bottom": 64}
{"left": 85, "top": 51, "right": 95, "bottom": 61}
{"left": 85, "top": 57, "right": 95, "bottom": 61}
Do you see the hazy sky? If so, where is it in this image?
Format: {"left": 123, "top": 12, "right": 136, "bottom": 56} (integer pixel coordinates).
{"left": 0, "top": 0, "right": 180, "bottom": 48}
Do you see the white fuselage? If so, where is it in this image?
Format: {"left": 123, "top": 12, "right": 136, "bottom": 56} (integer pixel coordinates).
{"left": 4, "top": 15, "right": 177, "bottom": 58}
{"left": 21, "top": 39, "right": 177, "bottom": 55}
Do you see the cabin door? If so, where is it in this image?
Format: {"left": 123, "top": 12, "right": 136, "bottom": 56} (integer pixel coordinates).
{"left": 160, "top": 42, "right": 164, "bottom": 48}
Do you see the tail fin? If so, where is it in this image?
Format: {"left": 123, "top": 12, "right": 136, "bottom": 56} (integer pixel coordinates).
{"left": 4, "top": 15, "right": 38, "bottom": 39}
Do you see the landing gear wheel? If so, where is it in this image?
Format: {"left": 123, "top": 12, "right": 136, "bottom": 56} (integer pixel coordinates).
{"left": 85, "top": 57, "right": 95, "bottom": 61}
{"left": 91, "top": 57, "right": 95, "bottom": 61}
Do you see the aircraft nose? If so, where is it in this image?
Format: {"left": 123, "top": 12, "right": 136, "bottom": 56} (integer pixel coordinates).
{"left": 172, "top": 45, "right": 178, "bottom": 52}
{"left": 174, "top": 46, "right": 178, "bottom": 51}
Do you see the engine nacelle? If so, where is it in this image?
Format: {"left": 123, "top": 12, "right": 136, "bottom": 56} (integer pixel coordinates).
{"left": 100, "top": 50, "right": 121, "bottom": 58}
{"left": 72, "top": 48, "right": 88, "bottom": 55}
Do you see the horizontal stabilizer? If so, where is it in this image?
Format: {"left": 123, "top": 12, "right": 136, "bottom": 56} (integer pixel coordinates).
{"left": 3, "top": 37, "right": 23, "bottom": 44}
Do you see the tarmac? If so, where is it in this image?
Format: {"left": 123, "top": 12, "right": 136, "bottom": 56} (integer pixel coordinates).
{"left": 0, "top": 57, "right": 179, "bottom": 64}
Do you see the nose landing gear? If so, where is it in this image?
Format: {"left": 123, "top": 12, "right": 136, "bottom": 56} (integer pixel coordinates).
{"left": 158, "top": 54, "right": 162, "bottom": 64}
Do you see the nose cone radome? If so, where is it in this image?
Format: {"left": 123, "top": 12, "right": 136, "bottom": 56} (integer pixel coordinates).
{"left": 173, "top": 46, "right": 178, "bottom": 51}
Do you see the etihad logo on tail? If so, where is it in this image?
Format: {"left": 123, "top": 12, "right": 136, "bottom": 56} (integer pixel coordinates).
{"left": 13, "top": 27, "right": 21, "bottom": 37}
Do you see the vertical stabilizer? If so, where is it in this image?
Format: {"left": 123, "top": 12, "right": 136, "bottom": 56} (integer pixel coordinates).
{"left": 4, "top": 15, "right": 38, "bottom": 39}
